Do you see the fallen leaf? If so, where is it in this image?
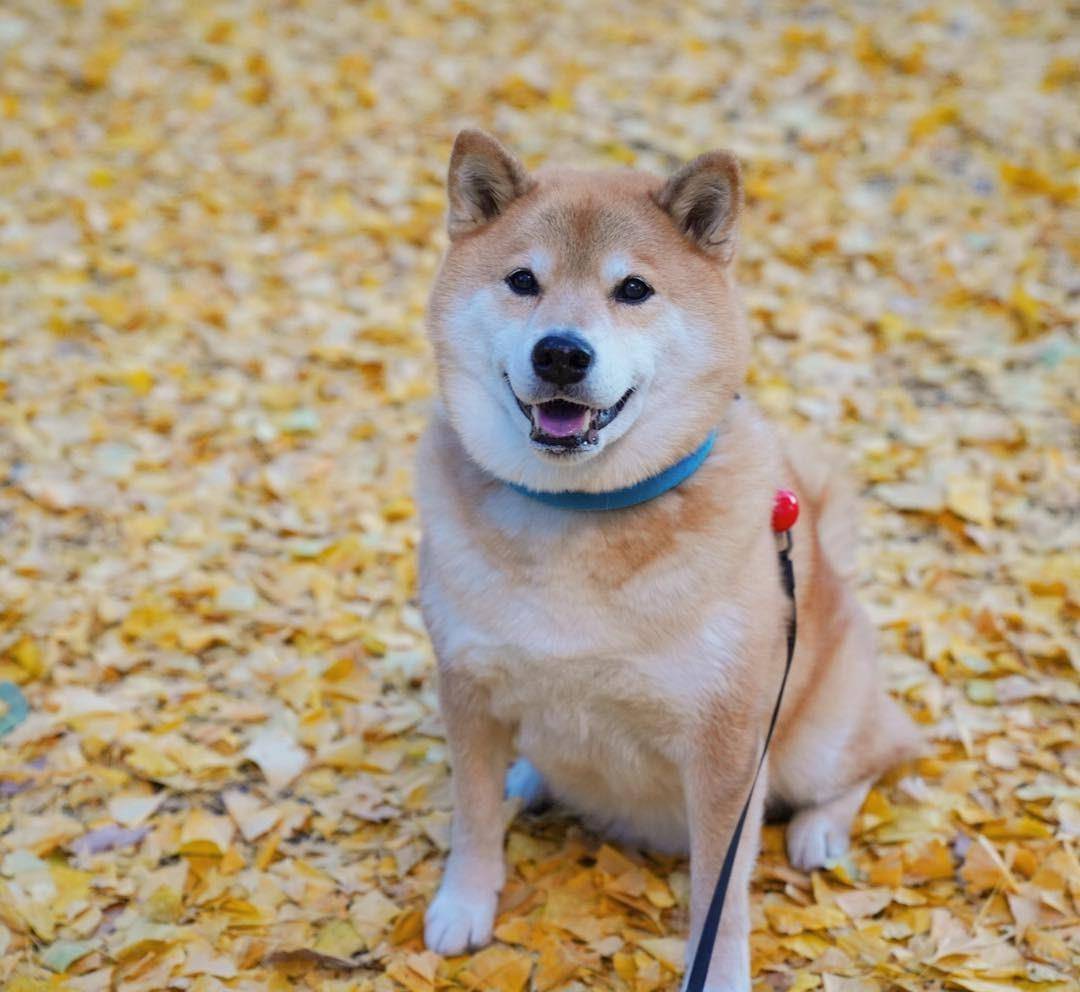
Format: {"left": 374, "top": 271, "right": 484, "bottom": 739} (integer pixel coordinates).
{"left": 244, "top": 728, "right": 309, "bottom": 791}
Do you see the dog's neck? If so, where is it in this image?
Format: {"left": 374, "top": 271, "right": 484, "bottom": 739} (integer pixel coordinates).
{"left": 503, "top": 430, "right": 717, "bottom": 511}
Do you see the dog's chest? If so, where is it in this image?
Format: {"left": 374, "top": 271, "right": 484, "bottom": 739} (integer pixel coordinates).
{"left": 444, "top": 566, "right": 744, "bottom": 765}
{"left": 468, "top": 611, "right": 723, "bottom": 851}
{"left": 420, "top": 468, "right": 761, "bottom": 848}
{"left": 479, "top": 644, "right": 670, "bottom": 735}
{"left": 426, "top": 496, "right": 749, "bottom": 737}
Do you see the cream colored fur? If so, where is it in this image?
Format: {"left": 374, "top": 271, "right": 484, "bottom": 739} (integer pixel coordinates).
{"left": 417, "top": 130, "right": 920, "bottom": 991}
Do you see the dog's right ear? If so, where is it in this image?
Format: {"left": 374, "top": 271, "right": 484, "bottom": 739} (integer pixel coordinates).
{"left": 447, "top": 129, "right": 533, "bottom": 240}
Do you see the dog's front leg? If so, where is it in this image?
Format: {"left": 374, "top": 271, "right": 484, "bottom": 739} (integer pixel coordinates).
{"left": 424, "top": 671, "right": 512, "bottom": 955}
{"left": 682, "top": 741, "right": 768, "bottom": 992}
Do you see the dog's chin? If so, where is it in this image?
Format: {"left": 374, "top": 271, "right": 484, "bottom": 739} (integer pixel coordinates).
{"left": 531, "top": 437, "right": 601, "bottom": 461}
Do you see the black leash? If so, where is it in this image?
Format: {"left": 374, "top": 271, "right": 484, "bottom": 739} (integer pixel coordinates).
{"left": 684, "top": 525, "right": 798, "bottom": 991}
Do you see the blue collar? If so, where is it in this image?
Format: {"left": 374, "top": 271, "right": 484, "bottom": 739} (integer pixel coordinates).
{"left": 506, "top": 431, "right": 717, "bottom": 511}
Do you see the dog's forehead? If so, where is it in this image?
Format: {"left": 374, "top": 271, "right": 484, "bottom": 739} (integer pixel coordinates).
{"left": 512, "top": 173, "right": 669, "bottom": 276}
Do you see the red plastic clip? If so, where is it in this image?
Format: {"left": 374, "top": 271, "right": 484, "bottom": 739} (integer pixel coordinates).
{"left": 772, "top": 489, "right": 799, "bottom": 533}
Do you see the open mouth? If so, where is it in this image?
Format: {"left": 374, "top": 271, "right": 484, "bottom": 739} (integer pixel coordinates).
{"left": 506, "top": 378, "right": 634, "bottom": 452}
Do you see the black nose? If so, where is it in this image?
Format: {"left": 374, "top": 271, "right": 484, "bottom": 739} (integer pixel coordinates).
{"left": 531, "top": 333, "right": 594, "bottom": 386}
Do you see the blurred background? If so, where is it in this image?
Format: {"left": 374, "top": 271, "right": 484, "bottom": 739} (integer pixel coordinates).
{"left": 0, "top": 2, "right": 1076, "bottom": 990}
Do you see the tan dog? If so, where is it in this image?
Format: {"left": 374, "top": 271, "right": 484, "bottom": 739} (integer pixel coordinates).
{"left": 416, "top": 129, "right": 920, "bottom": 990}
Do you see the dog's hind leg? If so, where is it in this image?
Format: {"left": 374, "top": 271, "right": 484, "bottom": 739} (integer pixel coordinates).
{"left": 770, "top": 571, "right": 922, "bottom": 873}
{"left": 775, "top": 675, "right": 921, "bottom": 871}
{"left": 505, "top": 756, "right": 549, "bottom": 810}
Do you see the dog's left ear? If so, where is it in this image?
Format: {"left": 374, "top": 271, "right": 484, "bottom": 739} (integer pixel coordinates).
{"left": 657, "top": 151, "right": 743, "bottom": 264}
{"left": 447, "top": 129, "right": 533, "bottom": 240}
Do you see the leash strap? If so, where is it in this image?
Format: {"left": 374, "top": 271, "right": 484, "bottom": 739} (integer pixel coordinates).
{"left": 684, "top": 530, "right": 797, "bottom": 991}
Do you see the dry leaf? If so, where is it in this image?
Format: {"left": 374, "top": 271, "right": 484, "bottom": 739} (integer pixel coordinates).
{"left": 244, "top": 728, "right": 309, "bottom": 791}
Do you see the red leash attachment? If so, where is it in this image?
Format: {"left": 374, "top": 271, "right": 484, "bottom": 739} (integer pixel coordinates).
{"left": 772, "top": 488, "right": 799, "bottom": 533}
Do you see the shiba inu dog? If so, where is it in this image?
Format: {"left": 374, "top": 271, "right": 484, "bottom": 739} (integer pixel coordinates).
{"left": 416, "top": 129, "right": 920, "bottom": 990}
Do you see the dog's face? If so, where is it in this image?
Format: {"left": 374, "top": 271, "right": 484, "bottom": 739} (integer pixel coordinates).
{"left": 428, "top": 130, "right": 750, "bottom": 493}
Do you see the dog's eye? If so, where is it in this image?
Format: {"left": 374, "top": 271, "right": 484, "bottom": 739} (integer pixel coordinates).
{"left": 614, "top": 276, "right": 653, "bottom": 304}
{"left": 506, "top": 268, "right": 540, "bottom": 296}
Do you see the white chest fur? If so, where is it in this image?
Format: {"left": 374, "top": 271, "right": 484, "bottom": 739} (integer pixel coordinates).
{"left": 421, "top": 513, "right": 750, "bottom": 852}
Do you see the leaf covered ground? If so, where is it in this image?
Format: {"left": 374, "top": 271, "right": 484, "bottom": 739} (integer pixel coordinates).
{"left": 0, "top": 2, "right": 1077, "bottom": 990}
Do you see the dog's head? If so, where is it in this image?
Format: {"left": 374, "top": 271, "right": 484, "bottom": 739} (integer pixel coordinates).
{"left": 428, "top": 129, "right": 749, "bottom": 493}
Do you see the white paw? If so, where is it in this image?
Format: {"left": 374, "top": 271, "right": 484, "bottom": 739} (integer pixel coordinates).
{"left": 424, "top": 883, "right": 497, "bottom": 955}
{"left": 786, "top": 806, "right": 851, "bottom": 870}
{"left": 504, "top": 757, "right": 548, "bottom": 809}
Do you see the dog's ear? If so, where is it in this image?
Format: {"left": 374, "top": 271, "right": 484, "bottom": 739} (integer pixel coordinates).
{"left": 657, "top": 151, "right": 743, "bottom": 264}
{"left": 447, "top": 129, "right": 533, "bottom": 240}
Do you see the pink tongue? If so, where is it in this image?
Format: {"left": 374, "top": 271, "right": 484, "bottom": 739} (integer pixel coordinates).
{"left": 535, "top": 404, "right": 590, "bottom": 438}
